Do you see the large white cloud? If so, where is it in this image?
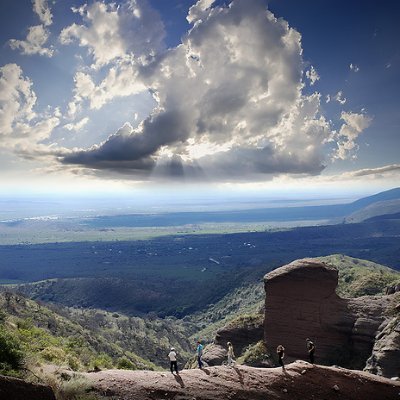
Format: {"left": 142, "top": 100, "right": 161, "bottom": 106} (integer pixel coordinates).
{"left": 61, "top": 0, "right": 334, "bottom": 180}
{"left": 0, "top": 64, "right": 59, "bottom": 147}
{"left": 60, "top": 0, "right": 165, "bottom": 68}
{"left": 32, "top": 0, "right": 371, "bottom": 182}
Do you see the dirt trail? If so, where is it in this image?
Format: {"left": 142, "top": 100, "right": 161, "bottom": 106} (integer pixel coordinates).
{"left": 83, "top": 361, "right": 400, "bottom": 400}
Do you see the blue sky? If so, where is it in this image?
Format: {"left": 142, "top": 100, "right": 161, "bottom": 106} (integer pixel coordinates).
{"left": 0, "top": 0, "right": 399, "bottom": 197}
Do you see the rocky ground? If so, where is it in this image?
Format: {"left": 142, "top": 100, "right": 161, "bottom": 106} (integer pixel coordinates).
{"left": 83, "top": 361, "right": 400, "bottom": 400}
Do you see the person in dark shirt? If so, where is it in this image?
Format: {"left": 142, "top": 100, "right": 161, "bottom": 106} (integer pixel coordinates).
{"left": 306, "top": 338, "right": 315, "bottom": 364}
{"left": 196, "top": 341, "right": 204, "bottom": 369}
{"left": 276, "top": 344, "right": 285, "bottom": 369}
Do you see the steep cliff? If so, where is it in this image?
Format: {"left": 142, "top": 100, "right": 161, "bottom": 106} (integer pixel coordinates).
{"left": 263, "top": 258, "right": 396, "bottom": 371}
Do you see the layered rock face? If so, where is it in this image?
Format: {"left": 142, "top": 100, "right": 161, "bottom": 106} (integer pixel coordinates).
{"left": 364, "top": 296, "right": 400, "bottom": 377}
{"left": 264, "top": 259, "right": 392, "bottom": 370}
{"left": 0, "top": 375, "right": 55, "bottom": 400}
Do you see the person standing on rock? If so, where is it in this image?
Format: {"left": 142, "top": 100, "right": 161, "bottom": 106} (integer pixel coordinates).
{"left": 227, "top": 342, "right": 236, "bottom": 367}
{"left": 276, "top": 345, "right": 285, "bottom": 369}
{"left": 168, "top": 347, "right": 179, "bottom": 374}
{"left": 306, "top": 338, "right": 316, "bottom": 364}
{"left": 196, "top": 341, "right": 204, "bottom": 369}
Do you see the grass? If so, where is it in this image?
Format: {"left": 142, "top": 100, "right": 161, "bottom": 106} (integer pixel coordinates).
{"left": 0, "top": 220, "right": 328, "bottom": 245}
{"left": 316, "top": 254, "right": 400, "bottom": 297}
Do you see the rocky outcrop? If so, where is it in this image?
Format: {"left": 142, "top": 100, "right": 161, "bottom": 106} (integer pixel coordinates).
{"left": 84, "top": 362, "right": 400, "bottom": 400}
{"left": 203, "top": 313, "right": 264, "bottom": 366}
{"left": 0, "top": 375, "right": 55, "bottom": 400}
{"left": 214, "top": 314, "right": 264, "bottom": 355}
{"left": 202, "top": 343, "right": 227, "bottom": 366}
{"left": 264, "top": 259, "right": 394, "bottom": 371}
{"left": 364, "top": 296, "right": 400, "bottom": 377}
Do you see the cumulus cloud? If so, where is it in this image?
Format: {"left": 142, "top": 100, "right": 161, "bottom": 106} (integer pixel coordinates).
{"left": 349, "top": 63, "right": 359, "bottom": 72}
{"left": 59, "top": 0, "right": 165, "bottom": 67}
{"left": 63, "top": 117, "right": 89, "bottom": 132}
{"left": 332, "top": 111, "right": 372, "bottom": 160}
{"left": 59, "top": 0, "right": 338, "bottom": 180}
{"left": 187, "top": 0, "right": 216, "bottom": 23}
{"left": 0, "top": 64, "right": 59, "bottom": 147}
{"left": 27, "top": 0, "right": 369, "bottom": 182}
{"left": 9, "top": 25, "right": 53, "bottom": 57}
{"left": 334, "top": 90, "right": 347, "bottom": 104}
{"left": 8, "top": 1, "right": 53, "bottom": 57}
{"left": 67, "top": 62, "right": 146, "bottom": 115}
{"left": 306, "top": 65, "right": 320, "bottom": 85}
{"left": 33, "top": 0, "right": 53, "bottom": 26}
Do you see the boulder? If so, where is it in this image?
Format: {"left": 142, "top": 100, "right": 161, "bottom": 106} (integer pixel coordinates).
{"left": 202, "top": 343, "right": 226, "bottom": 366}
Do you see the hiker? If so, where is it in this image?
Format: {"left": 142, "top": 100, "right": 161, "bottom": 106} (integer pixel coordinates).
{"left": 227, "top": 342, "right": 235, "bottom": 367}
{"left": 306, "top": 338, "right": 316, "bottom": 364}
{"left": 168, "top": 347, "right": 179, "bottom": 374}
{"left": 276, "top": 344, "right": 285, "bottom": 369}
{"left": 196, "top": 341, "right": 204, "bottom": 369}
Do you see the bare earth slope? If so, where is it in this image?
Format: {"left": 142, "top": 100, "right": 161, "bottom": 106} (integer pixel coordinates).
{"left": 84, "top": 361, "right": 399, "bottom": 400}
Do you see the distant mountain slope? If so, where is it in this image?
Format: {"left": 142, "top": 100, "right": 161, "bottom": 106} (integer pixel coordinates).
{"left": 344, "top": 199, "right": 400, "bottom": 223}
{"left": 77, "top": 187, "right": 400, "bottom": 227}
{"left": 350, "top": 187, "right": 400, "bottom": 209}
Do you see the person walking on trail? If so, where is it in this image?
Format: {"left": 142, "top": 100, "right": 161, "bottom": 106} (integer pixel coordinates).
{"left": 168, "top": 347, "right": 179, "bottom": 374}
{"left": 306, "top": 338, "right": 316, "bottom": 364}
{"left": 227, "top": 342, "right": 235, "bottom": 367}
{"left": 276, "top": 344, "right": 285, "bottom": 369}
{"left": 196, "top": 341, "right": 204, "bottom": 369}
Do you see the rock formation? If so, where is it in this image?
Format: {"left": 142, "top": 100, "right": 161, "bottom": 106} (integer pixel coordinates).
{"left": 84, "top": 361, "right": 400, "bottom": 400}
{"left": 203, "top": 313, "right": 265, "bottom": 366}
{"left": 364, "top": 295, "right": 400, "bottom": 377}
{"left": 0, "top": 375, "right": 55, "bottom": 400}
{"left": 263, "top": 258, "right": 396, "bottom": 371}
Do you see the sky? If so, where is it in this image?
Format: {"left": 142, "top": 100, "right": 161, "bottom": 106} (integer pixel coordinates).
{"left": 0, "top": 0, "right": 399, "bottom": 199}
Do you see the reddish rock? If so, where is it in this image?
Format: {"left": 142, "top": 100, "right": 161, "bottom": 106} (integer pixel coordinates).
{"left": 264, "top": 259, "right": 391, "bottom": 369}
{"left": 202, "top": 343, "right": 227, "bottom": 366}
{"left": 84, "top": 361, "right": 400, "bottom": 400}
{"left": 214, "top": 315, "right": 264, "bottom": 356}
{"left": 0, "top": 374, "right": 55, "bottom": 400}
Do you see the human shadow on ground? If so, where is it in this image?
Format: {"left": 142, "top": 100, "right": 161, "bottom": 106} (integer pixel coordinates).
{"left": 200, "top": 368, "right": 211, "bottom": 376}
{"left": 233, "top": 366, "right": 244, "bottom": 386}
{"left": 173, "top": 373, "right": 185, "bottom": 388}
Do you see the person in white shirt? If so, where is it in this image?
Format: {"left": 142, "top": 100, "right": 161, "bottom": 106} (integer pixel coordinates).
{"left": 168, "top": 347, "right": 179, "bottom": 374}
{"left": 227, "top": 342, "right": 236, "bottom": 367}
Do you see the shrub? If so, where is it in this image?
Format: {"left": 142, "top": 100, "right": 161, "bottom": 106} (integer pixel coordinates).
{"left": 117, "top": 356, "right": 135, "bottom": 370}
{"left": 0, "top": 325, "right": 24, "bottom": 372}
{"left": 92, "top": 353, "right": 113, "bottom": 370}
{"left": 40, "top": 346, "right": 66, "bottom": 363}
